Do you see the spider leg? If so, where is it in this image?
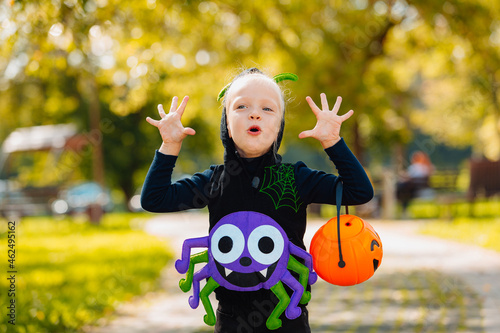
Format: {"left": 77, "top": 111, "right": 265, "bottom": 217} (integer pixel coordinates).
{"left": 188, "top": 264, "right": 210, "bottom": 309}
{"left": 179, "top": 250, "right": 209, "bottom": 292}
{"left": 287, "top": 255, "right": 312, "bottom": 304}
{"left": 268, "top": 281, "right": 289, "bottom": 330}
{"left": 200, "top": 277, "right": 219, "bottom": 326}
{"left": 175, "top": 236, "right": 209, "bottom": 274}
{"left": 281, "top": 270, "right": 304, "bottom": 320}
{"left": 289, "top": 243, "right": 318, "bottom": 285}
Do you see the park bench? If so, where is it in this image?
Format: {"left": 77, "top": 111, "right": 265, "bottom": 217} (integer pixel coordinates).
{"left": 318, "top": 160, "right": 499, "bottom": 220}
{"left": 354, "top": 169, "right": 463, "bottom": 219}
{"left": 427, "top": 169, "right": 463, "bottom": 219}
{"left": 418, "top": 160, "right": 500, "bottom": 218}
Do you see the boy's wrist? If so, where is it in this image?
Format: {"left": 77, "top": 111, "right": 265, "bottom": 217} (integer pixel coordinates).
{"left": 320, "top": 137, "right": 341, "bottom": 149}
{"left": 159, "top": 142, "right": 182, "bottom": 156}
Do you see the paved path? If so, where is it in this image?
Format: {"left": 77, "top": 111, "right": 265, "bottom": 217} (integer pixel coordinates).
{"left": 84, "top": 213, "right": 500, "bottom": 333}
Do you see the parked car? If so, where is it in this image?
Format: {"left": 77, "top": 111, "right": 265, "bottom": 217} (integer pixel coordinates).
{"left": 51, "top": 182, "right": 113, "bottom": 215}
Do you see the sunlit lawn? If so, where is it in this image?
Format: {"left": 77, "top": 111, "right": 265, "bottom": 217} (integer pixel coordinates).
{"left": 419, "top": 217, "right": 500, "bottom": 252}
{"left": 404, "top": 198, "right": 500, "bottom": 252}
{"left": 408, "top": 198, "right": 500, "bottom": 220}
{"left": 0, "top": 213, "right": 173, "bottom": 333}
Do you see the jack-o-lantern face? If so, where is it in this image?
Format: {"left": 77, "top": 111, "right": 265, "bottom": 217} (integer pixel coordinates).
{"left": 310, "top": 214, "right": 383, "bottom": 286}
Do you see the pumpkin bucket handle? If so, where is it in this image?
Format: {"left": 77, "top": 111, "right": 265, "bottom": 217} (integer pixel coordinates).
{"left": 334, "top": 178, "right": 348, "bottom": 268}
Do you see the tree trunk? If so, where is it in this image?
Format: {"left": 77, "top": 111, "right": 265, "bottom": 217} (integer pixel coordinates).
{"left": 88, "top": 78, "right": 105, "bottom": 187}
{"left": 352, "top": 118, "right": 364, "bottom": 164}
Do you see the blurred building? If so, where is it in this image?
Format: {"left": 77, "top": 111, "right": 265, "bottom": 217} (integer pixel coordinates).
{"left": 0, "top": 124, "right": 89, "bottom": 218}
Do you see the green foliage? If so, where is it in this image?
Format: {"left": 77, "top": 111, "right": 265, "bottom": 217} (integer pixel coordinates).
{"left": 420, "top": 216, "right": 500, "bottom": 252}
{"left": 0, "top": 213, "right": 172, "bottom": 333}
{"left": 2, "top": 0, "right": 500, "bottom": 203}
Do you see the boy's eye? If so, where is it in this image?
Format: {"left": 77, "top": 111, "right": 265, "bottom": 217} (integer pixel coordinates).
{"left": 263, "top": 107, "right": 273, "bottom": 112}
{"left": 236, "top": 105, "right": 247, "bottom": 109}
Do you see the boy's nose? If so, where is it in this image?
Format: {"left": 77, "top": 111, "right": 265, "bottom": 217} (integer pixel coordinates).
{"left": 249, "top": 111, "right": 261, "bottom": 120}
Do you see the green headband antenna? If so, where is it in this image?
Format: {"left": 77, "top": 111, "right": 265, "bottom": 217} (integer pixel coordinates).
{"left": 217, "top": 72, "right": 298, "bottom": 102}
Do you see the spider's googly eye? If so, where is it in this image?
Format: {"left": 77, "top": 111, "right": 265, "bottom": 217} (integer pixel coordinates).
{"left": 211, "top": 224, "right": 245, "bottom": 264}
{"left": 248, "top": 225, "right": 284, "bottom": 265}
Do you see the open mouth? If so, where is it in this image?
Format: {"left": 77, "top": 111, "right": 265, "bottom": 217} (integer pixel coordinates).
{"left": 247, "top": 126, "right": 261, "bottom": 135}
{"left": 215, "top": 261, "right": 277, "bottom": 288}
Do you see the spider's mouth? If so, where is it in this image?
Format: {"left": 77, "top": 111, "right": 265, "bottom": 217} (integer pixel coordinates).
{"left": 215, "top": 261, "right": 278, "bottom": 288}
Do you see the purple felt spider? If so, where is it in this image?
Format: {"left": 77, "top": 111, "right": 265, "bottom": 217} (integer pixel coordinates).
{"left": 175, "top": 211, "right": 317, "bottom": 330}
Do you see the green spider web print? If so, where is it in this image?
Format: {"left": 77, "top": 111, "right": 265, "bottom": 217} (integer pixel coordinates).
{"left": 259, "top": 164, "right": 303, "bottom": 212}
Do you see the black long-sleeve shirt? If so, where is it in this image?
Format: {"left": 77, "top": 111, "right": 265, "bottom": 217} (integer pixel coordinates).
{"left": 141, "top": 138, "right": 373, "bottom": 214}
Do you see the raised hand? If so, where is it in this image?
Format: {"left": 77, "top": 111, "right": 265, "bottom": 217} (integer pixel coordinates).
{"left": 146, "top": 96, "right": 195, "bottom": 155}
{"left": 299, "top": 93, "right": 354, "bottom": 149}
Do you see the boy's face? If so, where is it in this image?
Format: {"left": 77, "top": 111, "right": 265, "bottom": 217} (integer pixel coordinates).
{"left": 225, "top": 75, "right": 283, "bottom": 158}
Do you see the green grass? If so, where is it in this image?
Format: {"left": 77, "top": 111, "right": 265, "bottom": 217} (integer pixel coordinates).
{"left": 420, "top": 217, "right": 500, "bottom": 252}
{"left": 0, "top": 213, "right": 173, "bottom": 333}
{"left": 404, "top": 198, "right": 500, "bottom": 252}
{"left": 408, "top": 197, "right": 500, "bottom": 219}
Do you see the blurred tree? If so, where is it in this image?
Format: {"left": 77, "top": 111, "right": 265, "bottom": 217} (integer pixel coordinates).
{"left": 1, "top": 0, "right": 499, "bottom": 209}
{"left": 410, "top": 0, "right": 500, "bottom": 161}
{"left": 0, "top": 0, "right": 224, "bottom": 203}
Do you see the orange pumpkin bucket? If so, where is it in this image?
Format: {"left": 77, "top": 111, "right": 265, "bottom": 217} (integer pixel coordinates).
{"left": 310, "top": 214, "right": 382, "bottom": 286}
{"left": 310, "top": 180, "right": 382, "bottom": 286}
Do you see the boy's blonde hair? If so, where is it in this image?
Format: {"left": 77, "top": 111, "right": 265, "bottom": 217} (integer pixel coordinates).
{"left": 219, "top": 68, "right": 286, "bottom": 162}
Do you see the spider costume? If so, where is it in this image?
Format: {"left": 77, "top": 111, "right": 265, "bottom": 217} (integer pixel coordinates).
{"left": 141, "top": 73, "right": 374, "bottom": 332}
{"left": 175, "top": 211, "right": 318, "bottom": 330}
